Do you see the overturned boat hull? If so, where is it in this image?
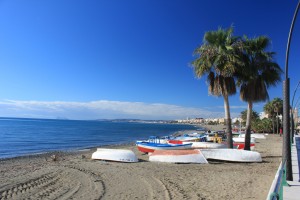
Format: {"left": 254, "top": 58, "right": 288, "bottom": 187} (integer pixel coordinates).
{"left": 91, "top": 148, "right": 138, "bottom": 163}
{"left": 233, "top": 137, "right": 256, "bottom": 143}
{"left": 149, "top": 149, "right": 208, "bottom": 164}
{"left": 233, "top": 142, "right": 255, "bottom": 150}
{"left": 201, "top": 149, "right": 262, "bottom": 162}
{"left": 169, "top": 140, "right": 226, "bottom": 149}
{"left": 136, "top": 142, "right": 192, "bottom": 153}
{"left": 240, "top": 133, "right": 266, "bottom": 139}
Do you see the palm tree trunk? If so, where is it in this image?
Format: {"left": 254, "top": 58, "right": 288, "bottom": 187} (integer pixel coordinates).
{"left": 224, "top": 95, "right": 233, "bottom": 148}
{"left": 244, "top": 101, "right": 253, "bottom": 150}
{"left": 272, "top": 118, "right": 275, "bottom": 134}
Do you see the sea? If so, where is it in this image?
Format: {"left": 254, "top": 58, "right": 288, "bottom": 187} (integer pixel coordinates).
{"left": 0, "top": 117, "right": 199, "bottom": 159}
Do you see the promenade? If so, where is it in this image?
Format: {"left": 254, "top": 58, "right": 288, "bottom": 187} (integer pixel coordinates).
{"left": 283, "top": 136, "right": 300, "bottom": 199}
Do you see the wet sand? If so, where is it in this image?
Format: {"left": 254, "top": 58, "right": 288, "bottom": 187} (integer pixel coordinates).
{"left": 0, "top": 132, "right": 282, "bottom": 200}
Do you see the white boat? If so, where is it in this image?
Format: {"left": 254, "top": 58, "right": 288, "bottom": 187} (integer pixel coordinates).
{"left": 182, "top": 141, "right": 227, "bottom": 149}
{"left": 136, "top": 142, "right": 192, "bottom": 153}
{"left": 201, "top": 149, "right": 262, "bottom": 162}
{"left": 170, "top": 135, "right": 200, "bottom": 142}
{"left": 240, "top": 133, "right": 266, "bottom": 139}
{"left": 149, "top": 149, "right": 208, "bottom": 164}
{"left": 233, "top": 137, "right": 256, "bottom": 143}
{"left": 91, "top": 148, "right": 138, "bottom": 163}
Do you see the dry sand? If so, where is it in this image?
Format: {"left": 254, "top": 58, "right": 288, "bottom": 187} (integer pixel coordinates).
{"left": 0, "top": 132, "right": 282, "bottom": 200}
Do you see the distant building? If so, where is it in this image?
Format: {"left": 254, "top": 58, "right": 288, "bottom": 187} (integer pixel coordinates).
{"left": 232, "top": 117, "right": 242, "bottom": 123}
{"left": 218, "top": 118, "right": 225, "bottom": 124}
{"left": 259, "top": 112, "right": 269, "bottom": 119}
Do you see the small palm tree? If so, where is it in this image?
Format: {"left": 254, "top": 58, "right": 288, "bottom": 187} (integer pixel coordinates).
{"left": 191, "top": 26, "right": 242, "bottom": 148}
{"left": 263, "top": 101, "right": 276, "bottom": 133}
{"left": 237, "top": 36, "right": 282, "bottom": 150}
{"left": 240, "top": 109, "right": 259, "bottom": 127}
{"left": 272, "top": 98, "right": 283, "bottom": 134}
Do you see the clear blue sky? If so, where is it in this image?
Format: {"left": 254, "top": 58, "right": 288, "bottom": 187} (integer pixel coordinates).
{"left": 0, "top": 0, "right": 299, "bottom": 120}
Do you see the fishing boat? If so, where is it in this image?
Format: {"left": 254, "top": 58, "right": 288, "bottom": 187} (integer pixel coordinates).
{"left": 136, "top": 142, "right": 192, "bottom": 153}
{"left": 149, "top": 149, "right": 208, "bottom": 164}
{"left": 233, "top": 142, "right": 255, "bottom": 150}
{"left": 91, "top": 148, "right": 138, "bottom": 163}
{"left": 233, "top": 137, "right": 256, "bottom": 143}
{"left": 172, "top": 134, "right": 201, "bottom": 142}
{"left": 240, "top": 133, "right": 266, "bottom": 139}
{"left": 201, "top": 149, "right": 262, "bottom": 162}
{"left": 232, "top": 137, "right": 256, "bottom": 150}
{"left": 168, "top": 140, "right": 226, "bottom": 149}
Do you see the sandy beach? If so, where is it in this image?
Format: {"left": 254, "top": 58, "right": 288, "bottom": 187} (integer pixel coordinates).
{"left": 0, "top": 128, "right": 282, "bottom": 200}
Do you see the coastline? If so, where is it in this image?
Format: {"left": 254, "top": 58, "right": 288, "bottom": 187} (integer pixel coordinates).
{"left": 0, "top": 130, "right": 282, "bottom": 200}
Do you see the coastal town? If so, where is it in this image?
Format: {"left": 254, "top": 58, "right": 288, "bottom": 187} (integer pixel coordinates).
{"left": 176, "top": 109, "right": 300, "bottom": 131}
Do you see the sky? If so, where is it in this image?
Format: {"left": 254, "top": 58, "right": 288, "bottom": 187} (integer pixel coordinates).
{"left": 0, "top": 0, "right": 299, "bottom": 120}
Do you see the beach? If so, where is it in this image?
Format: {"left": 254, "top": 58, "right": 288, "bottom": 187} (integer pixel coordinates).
{"left": 0, "top": 130, "right": 282, "bottom": 200}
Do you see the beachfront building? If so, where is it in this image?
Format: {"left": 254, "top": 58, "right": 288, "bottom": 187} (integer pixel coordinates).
{"left": 177, "top": 118, "right": 205, "bottom": 124}
{"left": 232, "top": 117, "right": 242, "bottom": 124}
{"left": 259, "top": 111, "right": 269, "bottom": 119}
{"left": 176, "top": 117, "right": 228, "bottom": 124}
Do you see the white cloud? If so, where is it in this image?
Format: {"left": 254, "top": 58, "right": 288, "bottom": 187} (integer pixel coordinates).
{"left": 0, "top": 99, "right": 229, "bottom": 120}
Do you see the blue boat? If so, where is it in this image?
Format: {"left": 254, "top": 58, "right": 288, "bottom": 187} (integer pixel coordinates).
{"left": 136, "top": 136, "right": 192, "bottom": 153}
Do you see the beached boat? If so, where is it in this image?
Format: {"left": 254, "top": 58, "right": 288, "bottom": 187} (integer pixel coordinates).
{"left": 233, "top": 142, "right": 255, "bottom": 150}
{"left": 136, "top": 136, "right": 193, "bottom": 153}
{"left": 91, "top": 148, "right": 138, "bottom": 163}
{"left": 201, "top": 149, "right": 262, "bottom": 162}
{"left": 136, "top": 142, "right": 192, "bottom": 153}
{"left": 149, "top": 149, "right": 208, "bottom": 164}
{"left": 240, "top": 133, "right": 266, "bottom": 139}
{"left": 173, "top": 134, "right": 201, "bottom": 142}
{"left": 233, "top": 137, "right": 256, "bottom": 143}
{"left": 168, "top": 140, "right": 227, "bottom": 149}
{"left": 232, "top": 137, "right": 256, "bottom": 150}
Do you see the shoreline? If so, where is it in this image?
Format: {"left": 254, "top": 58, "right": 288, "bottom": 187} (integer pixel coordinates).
{"left": 0, "top": 131, "right": 282, "bottom": 200}
{"left": 0, "top": 124, "right": 223, "bottom": 161}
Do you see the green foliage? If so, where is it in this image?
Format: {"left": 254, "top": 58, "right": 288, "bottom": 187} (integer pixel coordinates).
{"left": 236, "top": 36, "right": 283, "bottom": 103}
{"left": 252, "top": 118, "right": 273, "bottom": 133}
{"left": 191, "top": 26, "right": 241, "bottom": 148}
{"left": 264, "top": 98, "right": 283, "bottom": 117}
{"left": 207, "top": 121, "right": 218, "bottom": 125}
{"left": 240, "top": 109, "right": 259, "bottom": 126}
{"left": 191, "top": 26, "right": 240, "bottom": 97}
{"left": 263, "top": 97, "right": 283, "bottom": 133}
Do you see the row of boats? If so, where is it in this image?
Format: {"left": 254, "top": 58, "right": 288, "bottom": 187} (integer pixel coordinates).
{"left": 91, "top": 131, "right": 266, "bottom": 164}
{"left": 136, "top": 131, "right": 261, "bottom": 153}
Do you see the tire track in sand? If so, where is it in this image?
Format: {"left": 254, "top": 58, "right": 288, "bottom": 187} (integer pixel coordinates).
{"left": 134, "top": 174, "right": 171, "bottom": 200}
{"left": 0, "top": 165, "right": 105, "bottom": 200}
{"left": 160, "top": 176, "right": 191, "bottom": 199}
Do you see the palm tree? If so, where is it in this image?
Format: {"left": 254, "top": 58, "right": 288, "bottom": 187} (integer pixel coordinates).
{"left": 272, "top": 98, "right": 283, "bottom": 134}
{"left": 263, "top": 101, "right": 276, "bottom": 133}
{"left": 240, "top": 109, "right": 259, "bottom": 126}
{"left": 191, "top": 26, "right": 242, "bottom": 148}
{"left": 237, "top": 36, "right": 282, "bottom": 150}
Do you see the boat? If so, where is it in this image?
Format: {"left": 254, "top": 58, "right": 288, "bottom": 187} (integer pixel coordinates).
{"left": 136, "top": 135, "right": 172, "bottom": 144}
{"left": 136, "top": 142, "right": 192, "bottom": 153}
{"left": 233, "top": 142, "right": 255, "bottom": 150}
{"left": 201, "top": 149, "right": 262, "bottom": 162}
{"left": 187, "top": 142, "right": 227, "bottom": 149}
{"left": 91, "top": 148, "right": 138, "bottom": 163}
{"left": 233, "top": 137, "right": 256, "bottom": 143}
{"left": 232, "top": 137, "right": 256, "bottom": 150}
{"left": 168, "top": 140, "right": 227, "bottom": 149}
{"left": 172, "top": 134, "right": 201, "bottom": 142}
{"left": 240, "top": 133, "right": 266, "bottom": 139}
{"left": 136, "top": 136, "right": 192, "bottom": 153}
{"left": 149, "top": 149, "right": 208, "bottom": 164}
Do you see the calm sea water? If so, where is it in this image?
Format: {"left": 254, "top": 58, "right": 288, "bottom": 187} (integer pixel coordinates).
{"left": 0, "top": 118, "right": 197, "bottom": 159}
